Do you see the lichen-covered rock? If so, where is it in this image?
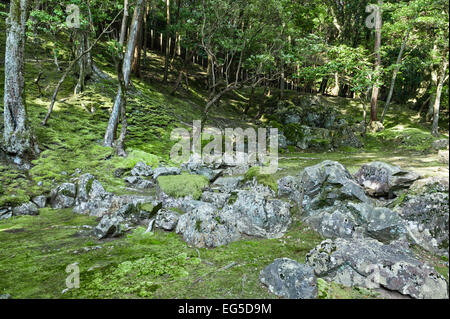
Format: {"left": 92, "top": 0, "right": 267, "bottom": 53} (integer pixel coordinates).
{"left": 260, "top": 258, "right": 318, "bottom": 299}
{"left": 94, "top": 214, "right": 124, "bottom": 239}
{"left": 306, "top": 238, "right": 448, "bottom": 299}
{"left": 354, "top": 162, "right": 420, "bottom": 197}
{"left": 201, "top": 191, "right": 231, "bottom": 209}
{"left": 76, "top": 174, "right": 108, "bottom": 204}
{"left": 221, "top": 184, "right": 292, "bottom": 239}
{"left": 394, "top": 177, "right": 449, "bottom": 254}
{"left": 124, "top": 176, "right": 154, "bottom": 189}
{"left": 211, "top": 176, "right": 244, "bottom": 193}
{"left": 12, "top": 202, "right": 39, "bottom": 216}
{"left": 131, "top": 161, "right": 153, "bottom": 177}
{"left": 155, "top": 209, "right": 180, "bottom": 231}
{"left": 431, "top": 139, "right": 449, "bottom": 150}
{"left": 176, "top": 203, "right": 240, "bottom": 248}
{"left": 301, "top": 161, "right": 371, "bottom": 211}
{"left": 300, "top": 161, "right": 408, "bottom": 243}
{"left": 0, "top": 208, "right": 12, "bottom": 221}
{"left": 32, "top": 195, "right": 47, "bottom": 208}
{"left": 50, "top": 183, "right": 76, "bottom": 209}
{"left": 277, "top": 175, "right": 301, "bottom": 204}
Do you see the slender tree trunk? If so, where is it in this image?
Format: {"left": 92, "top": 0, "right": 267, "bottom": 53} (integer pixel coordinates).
{"left": 381, "top": 29, "right": 410, "bottom": 123}
{"left": 104, "top": 0, "right": 146, "bottom": 147}
{"left": 432, "top": 57, "right": 448, "bottom": 137}
{"left": 119, "top": 0, "right": 129, "bottom": 46}
{"left": 163, "top": 0, "right": 170, "bottom": 82}
{"left": 370, "top": 1, "right": 382, "bottom": 122}
{"left": 3, "top": 0, "right": 39, "bottom": 161}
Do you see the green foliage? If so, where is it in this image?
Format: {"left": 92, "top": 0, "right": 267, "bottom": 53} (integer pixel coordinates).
{"left": 157, "top": 174, "right": 209, "bottom": 200}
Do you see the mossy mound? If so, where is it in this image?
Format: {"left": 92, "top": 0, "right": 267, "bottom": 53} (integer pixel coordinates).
{"left": 157, "top": 174, "right": 209, "bottom": 200}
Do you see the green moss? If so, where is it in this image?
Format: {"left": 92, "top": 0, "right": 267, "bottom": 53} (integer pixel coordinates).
{"left": 195, "top": 220, "right": 202, "bottom": 232}
{"left": 243, "top": 166, "right": 278, "bottom": 193}
{"left": 157, "top": 174, "right": 209, "bottom": 200}
{"left": 317, "top": 278, "right": 379, "bottom": 299}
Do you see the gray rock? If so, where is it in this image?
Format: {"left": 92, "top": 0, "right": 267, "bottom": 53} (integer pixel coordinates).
{"left": 301, "top": 161, "right": 371, "bottom": 210}
{"left": 260, "top": 258, "right": 317, "bottom": 299}
{"left": 0, "top": 294, "right": 11, "bottom": 299}
{"left": 0, "top": 208, "right": 13, "bottom": 221}
{"left": 124, "top": 176, "right": 154, "bottom": 189}
{"left": 431, "top": 139, "right": 449, "bottom": 150}
{"left": 354, "top": 162, "right": 419, "bottom": 197}
{"left": 221, "top": 184, "right": 292, "bottom": 239}
{"left": 12, "top": 202, "right": 39, "bottom": 216}
{"left": 277, "top": 176, "right": 301, "bottom": 204}
{"left": 438, "top": 150, "right": 449, "bottom": 164}
{"left": 131, "top": 161, "right": 153, "bottom": 177}
{"left": 32, "top": 195, "right": 47, "bottom": 208}
{"left": 348, "top": 202, "right": 407, "bottom": 243}
{"left": 201, "top": 191, "right": 231, "bottom": 209}
{"left": 211, "top": 176, "right": 243, "bottom": 193}
{"left": 176, "top": 203, "right": 240, "bottom": 248}
{"left": 50, "top": 183, "right": 77, "bottom": 209}
{"left": 394, "top": 177, "right": 449, "bottom": 254}
{"left": 155, "top": 209, "right": 180, "bottom": 231}
{"left": 153, "top": 167, "right": 181, "bottom": 180}
{"left": 94, "top": 214, "right": 124, "bottom": 239}
{"left": 76, "top": 174, "right": 108, "bottom": 204}
{"left": 306, "top": 238, "right": 448, "bottom": 299}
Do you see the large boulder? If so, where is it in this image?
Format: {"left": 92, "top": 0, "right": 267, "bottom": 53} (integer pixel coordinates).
{"left": 277, "top": 176, "right": 301, "bottom": 204}
{"left": 131, "top": 161, "right": 153, "bottom": 177}
{"left": 260, "top": 258, "right": 318, "bottom": 299}
{"left": 210, "top": 176, "right": 244, "bottom": 193}
{"left": 50, "top": 183, "right": 77, "bottom": 209}
{"left": 32, "top": 196, "right": 47, "bottom": 208}
{"left": 354, "top": 162, "right": 420, "bottom": 197}
{"left": 221, "top": 184, "right": 292, "bottom": 239}
{"left": 300, "top": 161, "right": 371, "bottom": 208}
{"left": 201, "top": 191, "right": 231, "bottom": 209}
{"left": 306, "top": 238, "right": 448, "bottom": 299}
{"left": 155, "top": 209, "right": 180, "bottom": 231}
{"left": 175, "top": 203, "right": 240, "bottom": 248}
{"left": 394, "top": 177, "right": 449, "bottom": 255}
{"left": 124, "top": 176, "right": 154, "bottom": 189}
{"left": 94, "top": 214, "right": 124, "bottom": 239}
{"left": 300, "top": 161, "right": 407, "bottom": 243}
{"left": 12, "top": 202, "right": 39, "bottom": 216}
{"left": 93, "top": 203, "right": 140, "bottom": 239}
{"left": 76, "top": 174, "right": 108, "bottom": 204}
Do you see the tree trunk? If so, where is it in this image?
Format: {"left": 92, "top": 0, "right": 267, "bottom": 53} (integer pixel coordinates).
{"left": 381, "top": 29, "right": 410, "bottom": 123}
{"left": 119, "top": 0, "right": 129, "bottom": 46}
{"left": 3, "top": 0, "right": 39, "bottom": 161}
{"left": 163, "top": 0, "right": 170, "bottom": 82}
{"left": 431, "top": 57, "right": 448, "bottom": 137}
{"left": 74, "top": 30, "right": 93, "bottom": 95}
{"left": 104, "top": 0, "right": 146, "bottom": 147}
{"left": 370, "top": 0, "right": 382, "bottom": 122}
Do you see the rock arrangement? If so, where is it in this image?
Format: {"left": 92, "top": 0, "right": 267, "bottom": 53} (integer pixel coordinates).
{"left": 273, "top": 96, "right": 363, "bottom": 150}
{"left": 1, "top": 158, "right": 448, "bottom": 299}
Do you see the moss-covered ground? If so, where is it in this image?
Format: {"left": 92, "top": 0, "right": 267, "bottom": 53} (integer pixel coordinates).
{"left": 0, "top": 17, "right": 448, "bottom": 299}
